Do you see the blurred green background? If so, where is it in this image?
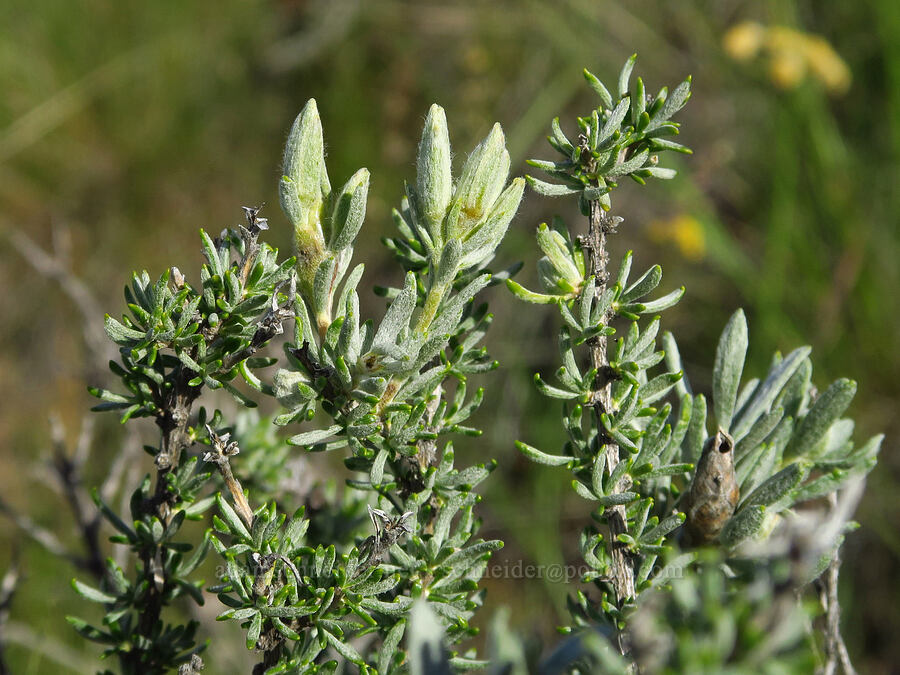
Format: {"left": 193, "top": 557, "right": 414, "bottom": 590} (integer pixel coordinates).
{"left": 1, "top": 0, "right": 897, "bottom": 672}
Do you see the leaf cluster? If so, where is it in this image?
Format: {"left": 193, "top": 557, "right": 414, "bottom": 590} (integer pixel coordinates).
{"left": 91, "top": 218, "right": 295, "bottom": 419}
{"left": 526, "top": 55, "right": 692, "bottom": 213}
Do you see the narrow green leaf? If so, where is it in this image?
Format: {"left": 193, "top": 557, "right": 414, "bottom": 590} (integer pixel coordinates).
{"left": 640, "top": 372, "right": 682, "bottom": 405}
{"left": 639, "top": 513, "right": 686, "bottom": 543}
{"left": 330, "top": 168, "right": 369, "bottom": 251}
{"left": 536, "top": 223, "right": 581, "bottom": 282}
{"left": 720, "top": 505, "right": 766, "bottom": 547}
{"left": 618, "top": 54, "right": 637, "bottom": 99}
{"left": 787, "top": 379, "right": 857, "bottom": 459}
{"left": 66, "top": 616, "right": 115, "bottom": 644}
{"left": 199, "top": 228, "right": 224, "bottom": 279}
{"left": 289, "top": 424, "right": 342, "bottom": 446}
{"left": 597, "top": 492, "right": 640, "bottom": 507}
{"left": 550, "top": 117, "right": 575, "bottom": 154}
{"left": 638, "top": 463, "right": 693, "bottom": 480}
{"left": 321, "top": 627, "right": 364, "bottom": 664}
{"left": 505, "top": 279, "right": 561, "bottom": 305}
{"left": 615, "top": 250, "right": 633, "bottom": 289}
{"left": 742, "top": 462, "right": 806, "bottom": 509}
{"left": 599, "top": 98, "right": 630, "bottom": 145}
{"left": 360, "top": 596, "right": 415, "bottom": 617}
{"left": 372, "top": 271, "right": 417, "bottom": 351}
{"left": 792, "top": 469, "right": 853, "bottom": 504}
{"left": 71, "top": 579, "right": 116, "bottom": 604}
{"left": 515, "top": 440, "right": 571, "bottom": 466}
{"left": 370, "top": 448, "right": 388, "bottom": 486}
{"left": 638, "top": 287, "right": 684, "bottom": 313}
{"left": 662, "top": 331, "right": 690, "bottom": 397}
{"left": 731, "top": 347, "right": 811, "bottom": 443}
{"left": 621, "top": 265, "right": 661, "bottom": 303}
{"left": 583, "top": 68, "right": 613, "bottom": 110}
{"left": 712, "top": 309, "right": 748, "bottom": 433}
{"left": 534, "top": 373, "right": 581, "bottom": 400}
{"left": 734, "top": 406, "right": 783, "bottom": 462}
{"left": 442, "top": 540, "right": 503, "bottom": 569}
{"left": 683, "top": 394, "right": 707, "bottom": 464}
{"left": 640, "top": 166, "right": 677, "bottom": 180}
{"left": 653, "top": 76, "right": 691, "bottom": 125}
{"left": 246, "top": 611, "right": 262, "bottom": 650}
{"left": 378, "top": 619, "right": 407, "bottom": 674}
{"left": 104, "top": 315, "right": 145, "bottom": 344}
{"left": 91, "top": 488, "right": 135, "bottom": 540}
{"left": 609, "top": 148, "right": 649, "bottom": 177}
{"left": 216, "top": 493, "right": 252, "bottom": 542}
{"left": 572, "top": 479, "right": 598, "bottom": 501}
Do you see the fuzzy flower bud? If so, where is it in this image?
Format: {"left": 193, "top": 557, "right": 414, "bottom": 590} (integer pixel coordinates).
{"left": 280, "top": 99, "right": 331, "bottom": 292}
{"left": 416, "top": 104, "right": 452, "bottom": 246}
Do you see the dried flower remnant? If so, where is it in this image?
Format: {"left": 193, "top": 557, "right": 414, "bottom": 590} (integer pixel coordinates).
{"left": 683, "top": 429, "right": 740, "bottom": 546}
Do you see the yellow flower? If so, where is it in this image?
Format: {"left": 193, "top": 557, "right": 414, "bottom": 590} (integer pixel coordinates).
{"left": 768, "top": 47, "right": 807, "bottom": 90}
{"left": 723, "top": 22, "right": 766, "bottom": 61}
{"left": 648, "top": 214, "right": 706, "bottom": 261}
{"left": 723, "top": 22, "right": 852, "bottom": 95}
{"left": 804, "top": 35, "right": 852, "bottom": 94}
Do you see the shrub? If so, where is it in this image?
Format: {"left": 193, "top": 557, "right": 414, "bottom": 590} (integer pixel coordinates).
{"left": 41, "top": 56, "right": 879, "bottom": 674}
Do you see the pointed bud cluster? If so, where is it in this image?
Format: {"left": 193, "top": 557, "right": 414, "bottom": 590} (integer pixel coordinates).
{"left": 410, "top": 108, "right": 524, "bottom": 283}
{"left": 280, "top": 99, "right": 373, "bottom": 335}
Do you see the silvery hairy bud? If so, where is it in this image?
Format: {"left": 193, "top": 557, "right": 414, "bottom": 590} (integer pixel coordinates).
{"left": 280, "top": 99, "right": 331, "bottom": 293}
{"left": 416, "top": 104, "right": 452, "bottom": 248}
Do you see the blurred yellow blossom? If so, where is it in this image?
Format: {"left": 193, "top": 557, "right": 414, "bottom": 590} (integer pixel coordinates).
{"left": 723, "top": 22, "right": 851, "bottom": 95}
{"left": 648, "top": 214, "right": 706, "bottom": 261}
{"left": 723, "top": 21, "right": 765, "bottom": 61}
{"left": 805, "top": 35, "right": 852, "bottom": 94}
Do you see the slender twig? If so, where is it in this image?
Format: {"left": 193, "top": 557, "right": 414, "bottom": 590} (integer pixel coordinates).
{"left": 7, "top": 224, "right": 142, "bottom": 579}
{"left": 0, "top": 558, "right": 20, "bottom": 675}
{"left": 100, "top": 431, "right": 142, "bottom": 503}
{"left": 0, "top": 499, "right": 74, "bottom": 564}
{"left": 0, "top": 37, "right": 172, "bottom": 164}
{"left": 7, "top": 227, "right": 115, "bottom": 371}
{"left": 415, "top": 386, "right": 443, "bottom": 537}
{"left": 238, "top": 205, "right": 269, "bottom": 287}
{"left": 819, "top": 493, "right": 857, "bottom": 675}
{"left": 204, "top": 425, "right": 254, "bottom": 528}
{"left": 263, "top": 0, "right": 362, "bottom": 74}
{"left": 202, "top": 428, "right": 293, "bottom": 672}
{"left": 585, "top": 199, "right": 635, "bottom": 650}
{"left": 7, "top": 415, "right": 107, "bottom": 579}
{"left": 48, "top": 416, "right": 104, "bottom": 579}
{"left": 119, "top": 364, "right": 199, "bottom": 671}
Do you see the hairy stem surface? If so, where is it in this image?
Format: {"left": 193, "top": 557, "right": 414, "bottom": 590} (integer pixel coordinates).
{"left": 586, "top": 199, "right": 635, "bottom": 646}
